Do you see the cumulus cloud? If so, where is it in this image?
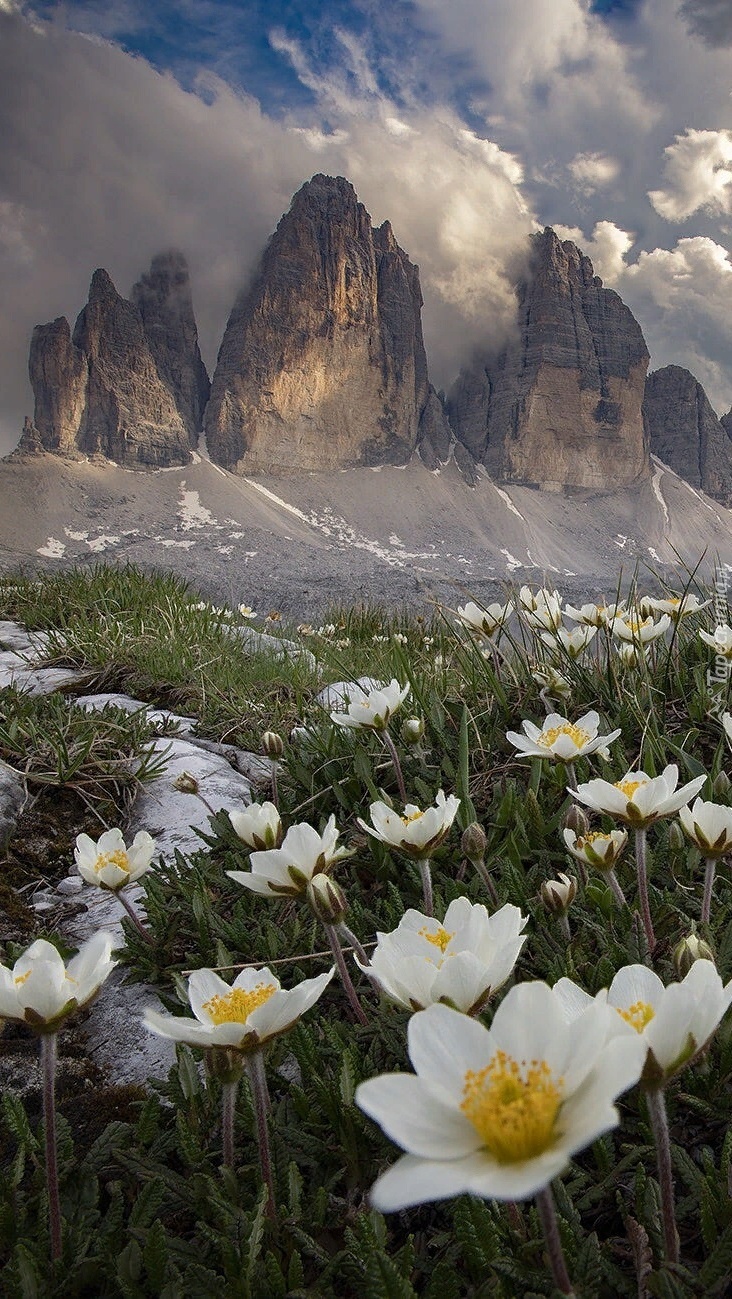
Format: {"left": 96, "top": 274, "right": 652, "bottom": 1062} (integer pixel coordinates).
{"left": 620, "top": 236, "right": 732, "bottom": 413}
{"left": 679, "top": 0, "right": 732, "bottom": 47}
{"left": 649, "top": 128, "right": 732, "bottom": 220}
{"left": 567, "top": 152, "right": 620, "bottom": 195}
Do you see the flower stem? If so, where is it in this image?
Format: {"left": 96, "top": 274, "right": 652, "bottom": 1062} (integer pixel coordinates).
{"left": 42, "top": 1033, "right": 62, "bottom": 1263}
{"left": 565, "top": 765, "right": 579, "bottom": 792}
{"left": 634, "top": 827, "right": 656, "bottom": 954}
{"left": 271, "top": 762, "right": 278, "bottom": 808}
{"left": 382, "top": 728, "right": 407, "bottom": 805}
{"left": 221, "top": 1079, "right": 238, "bottom": 1171}
{"left": 419, "top": 858, "right": 433, "bottom": 917}
{"left": 702, "top": 857, "right": 716, "bottom": 926}
{"left": 337, "top": 921, "right": 370, "bottom": 967}
{"left": 559, "top": 912, "right": 571, "bottom": 943}
{"left": 470, "top": 856, "right": 499, "bottom": 905}
{"left": 535, "top": 1186, "right": 575, "bottom": 1296}
{"left": 247, "top": 1051, "right": 276, "bottom": 1218}
{"left": 646, "top": 1087, "right": 679, "bottom": 1265}
{"left": 324, "top": 923, "right": 368, "bottom": 1025}
{"left": 606, "top": 868, "right": 628, "bottom": 908}
{"left": 117, "top": 889, "right": 155, "bottom": 944}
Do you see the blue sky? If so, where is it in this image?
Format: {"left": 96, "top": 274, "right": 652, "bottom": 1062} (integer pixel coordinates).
{"left": 1, "top": 0, "right": 732, "bottom": 448}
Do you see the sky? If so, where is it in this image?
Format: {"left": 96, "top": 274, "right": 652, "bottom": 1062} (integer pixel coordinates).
{"left": 1, "top": 0, "right": 732, "bottom": 453}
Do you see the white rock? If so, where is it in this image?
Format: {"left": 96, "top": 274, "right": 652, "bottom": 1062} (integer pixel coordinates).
{"left": 74, "top": 692, "right": 197, "bottom": 733}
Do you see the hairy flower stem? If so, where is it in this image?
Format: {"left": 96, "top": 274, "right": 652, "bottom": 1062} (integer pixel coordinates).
{"left": 702, "top": 857, "right": 716, "bottom": 926}
{"left": 338, "top": 922, "right": 370, "bottom": 967}
{"left": 381, "top": 728, "right": 407, "bottom": 805}
{"left": 646, "top": 1087, "right": 679, "bottom": 1265}
{"left": 419, "top": 858, "right": 434, "bottom": 917}
{"left": 117, "top": 890, "right": 155, "bottom": 945}
{"left": 634, "top": 827, "right": 656, "bottom": 954}
{"left": 324, "top": 923, "right": 368, "bottom": 1025}
{"left": 470, "top": 856, "right": 499, "bottom": 905}
{"left": 559, "top": 913, "right": 571, "bottom": 943}
{"left": 535, "top": 1187, "right": 575, "bottom": 1297}
{"left": 247, "top": 1052, "right": 276, "bottom": 1218}
{"left": 42, "top": 1033, "right": 62, "bottom": 1263}
{"left": 606, "top": 869, "right": 628, "bottom": 908}
{"left": 270, "top": 763, "right": 278, "bottom": 809}
{"left": 221, "top": 1079, "right": 237, "bottom": 1171}
{"left": 565, "top": 765, "right": 579, "bottom": 792}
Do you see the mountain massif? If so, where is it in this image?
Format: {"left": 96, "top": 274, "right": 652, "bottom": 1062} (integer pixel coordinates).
{"left": 14, "top": 174, "right": 732, "bottom": 505}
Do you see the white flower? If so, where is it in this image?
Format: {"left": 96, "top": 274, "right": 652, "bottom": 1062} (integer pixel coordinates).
{"left": 563, "top": 828, "right": 628, "bottom": 871}
{"left": 0, "top": 933, "right": 119, "bottom": 1031}
{"left": 531, "top": 665, "right": 572, "bottom": 701}
{"left": 541, "top": 626, "right": 597, "bottom": 659}
{"left": 506, "top": 711, "right": 620, "bottom": 763}
{"left": 457, "top": 601, "right": 514, "bottom": 637}
{"left": 358, "top": 897, "right": 528, "bottom": 1014}
{"left": 540, "top": 873, "right": 577, "bottom": 914}
{"left": 553, "top": 961, "right": 732, "bottom": 1084}
{"left": 227, "top": 815, "right": 350, "bottom": 896}
{"left": 700, "top": 625, "right": 732, "bottom": 659}
{"left": 572, "top": 764, "right": 707, "bottom": 827}
{"left": 519, "top": 588, "right": 563, "bottom": 632}
{"left": 74, "top": 828, "right": 157, "bottom": 892}
{"left": 238, "top": 604, "right": 257, "bottom": 619}
{"left": 229, "top": 802, "right": 282, "bottom": 851}
{"left": 358, "top": 791, "right": 460, "bottom": 860}
{"left": 643, "top": 594, "right": 710, "bottom": 621}
{"left": 611, "top": 613, "right": 671, "bottom": 644}
{"left": 615, "top": 642, "right": 646, "bottom": 669}
{"left": 678, "top": 798, "right": 732, "bottom": 857}
{"left": 355, "top": 987, "right": 644, "bottom": 1208}
{"left": 564, "top": 601, "right": 625, "bottom": 627}
{"left": 144, "top": 965, "right": 334, "bottom": 1053}
{"left": 330, "top": 679, "right": 410, "bottom": 732}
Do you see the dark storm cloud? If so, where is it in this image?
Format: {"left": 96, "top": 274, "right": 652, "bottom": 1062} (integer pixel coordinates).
{"left": 679, "top": 0, "right": 732, "bottom": 47}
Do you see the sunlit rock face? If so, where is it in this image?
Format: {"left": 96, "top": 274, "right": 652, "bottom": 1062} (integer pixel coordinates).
{"left": 644, "top": 365, "right": 732, "bottom": 506}
{"left": 21, "top": 259, "right": 204, "bottom": 469}
{"left": 205, "top": 174, "right": 451, "bottom": 473}
{"left": 448, "top": 228, "right": 651, "bottom": 492}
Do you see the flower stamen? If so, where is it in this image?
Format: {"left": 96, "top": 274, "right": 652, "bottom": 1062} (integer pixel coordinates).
{"left": 616, "top": 1000, "right": 655, "bottom": 1033}
{"left": 203, "top": 983, "right": 277, "bottom": 1025}
{"left": 538, "top": 724, "right": 591, "bottom": 750}
{"left": 418, "top": 925, "right": 454, "bottom": 953}
{"left": 461, "top": 1050, "right": 563, "bottom": 1162}
{"left": 614, "top": 778, "right": 647, "bottom": 800}
{"left": 95, "top": 849, "right": 130, "bottom": 876}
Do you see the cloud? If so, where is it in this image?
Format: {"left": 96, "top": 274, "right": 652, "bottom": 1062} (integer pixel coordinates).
{"left": 567, "top": 151, "right": 620, "bottom": 194}
{"left": 620, "top": 236, "right": 732, "bottom": 413}
{"left": 553, "top": 220, "right": 634, "bottom": 283}
{"left": 679, "top": 0, "right": 732, "bottom": 47}
{"left": 649, "top": 128, "right": 732, "bottom": 220}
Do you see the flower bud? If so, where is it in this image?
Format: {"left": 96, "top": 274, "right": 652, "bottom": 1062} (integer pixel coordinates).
{"left": 540, "top": 872, "right": 577, "bottom": 915}
{"left": 262, "top": 731, "right": 285, "bottom": 759}
{"left": 712, "top": 770, "right": 731, "bottom": 802}
{"left": 461, "top": 822, "right": 487, "bottom": 861}
{"left": 667, "top": 821, "right": 686, "bottom": 854}
{"left": 173, "top": 771, "right": 200, "bottom": 795}
{"left": 564, "top": 803, "right": 590, "bottom": 837}
{"left": 401, "top": 717, "right": 424, "bottom": 745}
{"left": 307, "top": 874, "right": 348, "bottom": 925}
{"left": 673, "top": 932, "right": 715, "bottom": 979}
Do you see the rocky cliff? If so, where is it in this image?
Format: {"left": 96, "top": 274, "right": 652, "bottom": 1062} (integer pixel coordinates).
{"left": 643, "top": 366, "right": 732, "bottom": 505}
{"left": 130, "top": 250, "right": 210, "bottom": 444}
{"left": 204, "top": 174, "right": 451, "bottom": 473}
{"left": 448, "top": 228, "right": 650, "bottom": 491}
{"left": 21, "top": 258, "right": 204, "bottom": 468}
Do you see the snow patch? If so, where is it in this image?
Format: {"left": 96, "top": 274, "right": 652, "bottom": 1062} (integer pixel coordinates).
{"left": 493, "top": 486, "right": 525, "bottom": 521}
{"left": 86, "top": 534, "right": 120, "bottom": 553}
{"left": 156, "top": 538, "right": 196, "bottom": 549}
{"left": 178, "top": 484, "right": 218, "bottom": 530}
{"left": 651, "top": 465, "right": 670, "bottom": 527}
{"left": 37, "top": 537, "right": 65, "bottom": 559}
{"left": 64, "top": 528, "right": 88, "bottom": 541}
{"left": 500, "top": 547, "right": 523, "bottom": 573}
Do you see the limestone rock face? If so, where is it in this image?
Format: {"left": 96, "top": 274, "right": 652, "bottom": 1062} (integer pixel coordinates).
{"left": 24, "top": 268, "right": 192, "bottom": 468}
{"left": 130, "top": 250, "right": 210, "bottom": 443}
{"left": 448, "top": 228, "right": 650, "bottom": 490}
{"left": 205, "top": 174, "right": 450, "bottom": 473}
{"left": 643, "top": 366, "right": 732, "bottom": 505}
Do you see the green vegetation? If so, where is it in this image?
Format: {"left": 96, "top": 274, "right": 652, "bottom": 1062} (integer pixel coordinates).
{"left": 1, "top": 562, "right": 732, "bottom": 1296}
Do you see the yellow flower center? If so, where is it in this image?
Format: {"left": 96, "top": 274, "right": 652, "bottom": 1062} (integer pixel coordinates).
{"left": 14, "top": 970, "right": 31, "bottom": 986}
{"left": 202, "top": 983, "right": 277, "bottom": 1025}
{"left": 616, "top": 1000, "right": 655, "bottom": 1033}
{"left": 578, "top": 831, "right": 609, "bottom": 846}
{"left": 402, "top": 809, "right": 424, "bottom": 824}
{"left": 626, "top": 619, "right": 647, "bottom": 633}
{"left": 96, "top": 849, "right": 130, "bottom": 876}
{"left": 460, "top": 1050, "right": 563, "bottom": 1163}
{"left": 614, "top": 778, "right": 647, "bottom": 800}
{"left": 418, "top": 925, "right": 454, "bottom": 953}
{"left": 538, "top": 724, "right": 591, "bottom": 750}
